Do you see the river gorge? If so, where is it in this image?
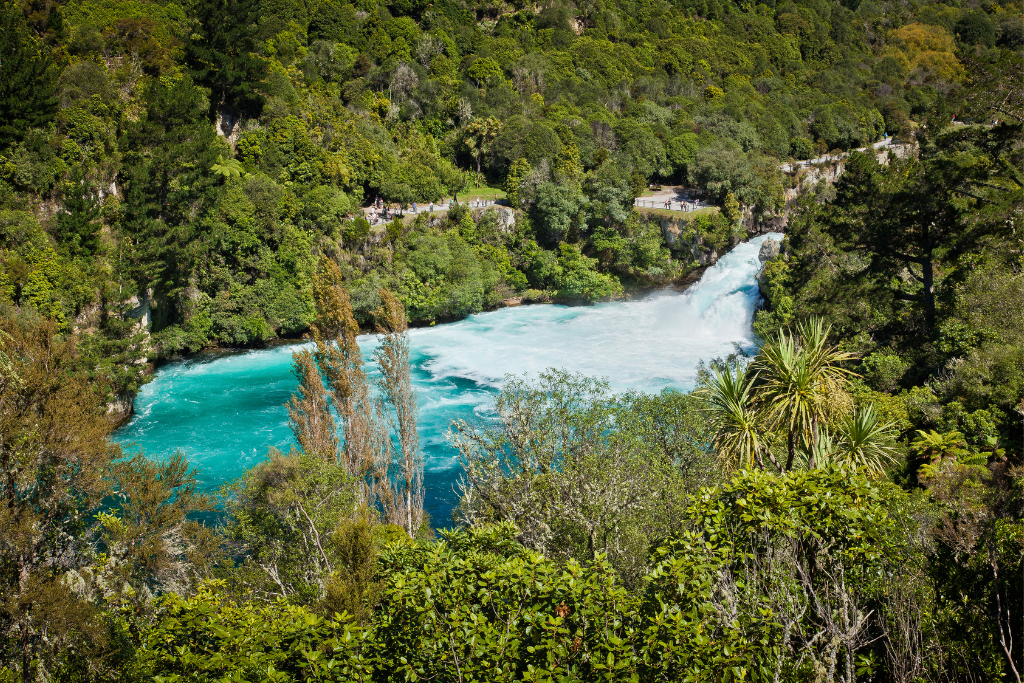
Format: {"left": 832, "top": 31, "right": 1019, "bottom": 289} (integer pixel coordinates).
{"left": 114, "top": 233, "right": 781, "bottom": 525}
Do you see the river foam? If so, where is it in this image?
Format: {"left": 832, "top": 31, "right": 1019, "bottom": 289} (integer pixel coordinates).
{"left": 114, "top": 233, "right": 781, "bottom": 524}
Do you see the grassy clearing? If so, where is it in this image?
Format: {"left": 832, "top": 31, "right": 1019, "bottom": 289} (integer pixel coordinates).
{"left": 460, "top": 185, "right": 506, "bottom": 200}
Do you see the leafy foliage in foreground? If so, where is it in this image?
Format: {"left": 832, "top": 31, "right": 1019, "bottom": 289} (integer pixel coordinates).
{"left": 747, "top": 62, "right": 1023, "bottom": 683}
{"left": 0, "top": 301, "right": 1021, "bottom": 680}
{"left": 131, "top": 466, "right": 955, "bottom": 683}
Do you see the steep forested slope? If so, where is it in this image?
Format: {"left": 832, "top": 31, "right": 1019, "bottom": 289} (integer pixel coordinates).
{"left": 4, "top": 0, "right": 1018, "bottom": 388}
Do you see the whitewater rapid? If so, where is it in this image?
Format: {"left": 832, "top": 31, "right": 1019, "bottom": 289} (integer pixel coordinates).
{"left": 114, "top": 233, "right": 780, "bottom": 522}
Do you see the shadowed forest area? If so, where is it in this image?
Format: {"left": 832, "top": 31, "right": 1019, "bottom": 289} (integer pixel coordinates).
{"left": 1, "top": 0, "right": 1023, "bottom": 678}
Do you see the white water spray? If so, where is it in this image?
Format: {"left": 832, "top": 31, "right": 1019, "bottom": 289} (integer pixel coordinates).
{"left": 406, "top": 232, "right": 780, "bottom": 393}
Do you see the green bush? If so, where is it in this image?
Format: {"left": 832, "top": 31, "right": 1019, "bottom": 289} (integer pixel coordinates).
{"left": 553, "top": 244, "right": 622, "bottom": 302}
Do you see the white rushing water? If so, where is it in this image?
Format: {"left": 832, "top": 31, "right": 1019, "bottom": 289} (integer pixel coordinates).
{"left": 407, "top": 232, "right": 779, "bottom": 393}
{"left": 115, "top": 233, "right": 780, "bottom": 520}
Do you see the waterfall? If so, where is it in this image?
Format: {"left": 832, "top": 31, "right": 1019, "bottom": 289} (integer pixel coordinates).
{"left": 115, "top": 233, "right": 781, "bottom": 521}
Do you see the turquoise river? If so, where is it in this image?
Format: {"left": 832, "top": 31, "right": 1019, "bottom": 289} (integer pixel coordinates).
{"left": 114, "top": 233, "right": 781, "bottom": 525}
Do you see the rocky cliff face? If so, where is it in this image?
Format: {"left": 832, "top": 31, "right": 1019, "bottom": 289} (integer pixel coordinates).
{"left": 746, "top": 143, "right": 918, "bottom": 238}
{"left": 756, "top": 237, "right": 782, "bottom": 307}
{"left": 658, "top": 217, "right": 719, "bottom": 266}
{"left": 106, "top": 392, "right": 135, "bottom": 426}
{"left": 744, "top": 211, "right": 789, "bottom": 236}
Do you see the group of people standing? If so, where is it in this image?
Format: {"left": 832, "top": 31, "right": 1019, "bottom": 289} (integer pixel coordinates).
{"left": 638, "top": 195, "right": 702, "bottom": 212}
{"left": 366, "top": 196, "right": 391, "bottom": 225}
{"left": 660, "top": 198, "right": 700, "bottom": 211}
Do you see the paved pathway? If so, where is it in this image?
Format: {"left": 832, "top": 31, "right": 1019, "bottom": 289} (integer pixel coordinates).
{"left": 780, "top": 137, "right": 899, "bottom": 172}
{"left": 359, "top": 138, "right": 906, "bottom": 221}
{"left": 362, "top": 198, "right": 504, "bottom": 225}
{"left": 634, "top": 190, "right": 715, "bottom": 213}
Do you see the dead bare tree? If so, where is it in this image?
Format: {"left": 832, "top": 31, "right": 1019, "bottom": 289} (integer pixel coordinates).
{"left": 795, "top": 557, "right": 878, "bottom": 683}
{"left": 415, "top": 34, "right": 443, "bottom": 69}
{"left": 992, "top": 540, "right": 1022, "bottom": 683}
{"left": 704, "top": 525, "right": 885, "bottom": 683}
{"left": 880, "top": 575, "right": 926, "bottom": 683}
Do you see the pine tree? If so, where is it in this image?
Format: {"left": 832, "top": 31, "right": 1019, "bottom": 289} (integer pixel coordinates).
{"left": 119, "top": 74, "right": 220, "bottom": 310}
{"left": 185, "top": 0, "right": 267, "bottom": 117}
{"left": 55, "top": 173, "right": 101, "bottom": 257}
{"left": 0, "top": 1, "right": 58, "bottom": 148}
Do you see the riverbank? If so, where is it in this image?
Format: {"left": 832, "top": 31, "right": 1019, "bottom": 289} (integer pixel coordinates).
{"left": 112, "top": 227, "right": 776, "bottom": 421}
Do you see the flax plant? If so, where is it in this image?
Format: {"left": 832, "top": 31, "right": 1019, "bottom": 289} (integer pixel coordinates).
{"left": 753, "top": 318, "right": 857, "bottom": 470}
{"left": 701, "top": 318, "right": 885, "bottom": 474}
{"left": 832, "top": 404, "right": 898, "bottom": 477}
{"left": 703, "top": 363, "right": 775, "bottom": 470}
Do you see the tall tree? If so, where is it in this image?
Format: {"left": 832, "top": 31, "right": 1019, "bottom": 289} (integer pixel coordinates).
{"left": 308, "top": 257, "right": 380, "bottom": 482}
{"left": 372, "top": 288, "right": 424, "bottom": 538}
{"left": 55, "top": 172, "right": 102, "bottom": 257}
{"left": 287, "top": 350, "right": 339, "bottom": 462}
{"left": 813, "top": 120, "right": 1022, "bottom": 333}
{"left": 119, "top": 74, "right": 221, "bottom": 325}
{"left": 461, "top": 117, "right": 502, "bottom": 174}
{"left": 0, "top": 315, "right": 216, "bottom": 678}
{"left": 185, "top": 0, "right": 267, "bottom": 117}
{"left": 0, "top": 315, "right": 111, "bottom": 677}
{"left": 0, "top": 1, "right": 58, "bottom": 148}
{"left": 286, "top": 263, "right": 425, "bottom": 535}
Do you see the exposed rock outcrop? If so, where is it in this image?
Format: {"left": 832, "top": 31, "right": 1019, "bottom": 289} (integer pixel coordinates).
{"left": 758, "top": 238, "right": 780, "bottom": 264}
{"left": 216, "top": 107, "right": 241, "bottom": 144}
{"left": 106, "top": 392, "right": 135, "bottom": 426}
{"left": 756, "top": 237, "right": 782, "bottom": 307}
{"left": 658, "top": 216, "right": 718, "bottom": 266}
{"left": 474, "top": 205, "right": 516, "bottom": 231}
{"left": 125, "top": 288, "right": 153, "bottom": 328}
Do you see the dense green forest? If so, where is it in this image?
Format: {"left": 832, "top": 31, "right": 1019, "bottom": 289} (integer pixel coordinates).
{"left": 4, "top": 0, "right": 1020, "bottom": 381}
{"left": 1, "top": 0, "right": 1023, "bottom": 678}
